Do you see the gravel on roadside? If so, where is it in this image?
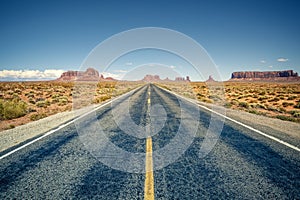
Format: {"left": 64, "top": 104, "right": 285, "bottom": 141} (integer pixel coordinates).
{"left": 0, "top": 105, "right": 95, "bottom": 153}
{"left": 197, "top": 101, "right": 300, "bottom": 149}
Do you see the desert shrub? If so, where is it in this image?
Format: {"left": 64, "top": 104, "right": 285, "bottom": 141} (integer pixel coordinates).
{"left": 54, "top": 88, "right": 64, "bottom": 93}
{"left": 238, "top": 102, "right": 249, "bottom": 108}
{"left": 45, "top": 100, "right": 51, "bottom": 106}
{"left": 266, "top": 105, "right": 282, "bottom": 113}
{"left": 51, "top": 97, "right": 59, "bottom": 103}
{"left": 0, "top": 99, "right": 28, "bottom": 120}
{"left": 249, "top": 103, "right": 256, "bottom": 108}
{"left": 58, "top": 99, "right": 68, "bottom": 106}
{"left": 93, "top": 95, "right": 111, "bottom": 103}
{"left": 278, "top": 107, "right": 286, "bottom": 113}
{"left": 224, "top": 102, "right": 232, "bottom": 108}
{"left": 294, "top": 102, "right": 300, "bottom": 109}
{"left": 259, "top": 91, "right": 266, "bottom": 95}
{"left": 58, "top": 96, "right": 69, "bottom": 106}
{"left": 268, "top": 97, "right": 279, "bottom": 102}
{"left": 255, "top": 103, "right": 266, "bottom": 109}
{"left": 200, "top": 98, "right": 213, "bottom": 103}
{"left": 287, "top": 95, "right": 297, "bottom": 100}
{"left": 12, "top": 94, "right": 21, "bottom": 100}
{"left": 248, "top": 110, "right": 260, "bottom": 115}
{"left": 0, "top": 103, "right": 3, "bottom": 117}
{"left": 276, "top": 115, "right": 296, "bottom": 122}
{"left": 197, "top": 93, "right": 205, "bottom": 98}
{"left": 36, "top": 101, "right": 47, "bottom": 108}
{"left": 230, "top": 100, "right": 239, "bottom": 105}
{"left": 244, "top": 94, "right": 253, "bottom": 98}
{"left": 36, "top": 97, "right": 45, "bottom": 101}
{"left": 225, "top": 88, "right": 231, "bottom": 93}
{"left": 8, "top": 124, "right": 15, "bottom": 129}
{"left": 6, "top": 90, "right": 14, "bottom": 95}
{"left": 292, "top": 112, "right": 300, "bottom": 118}
{"left": 25, "top": 91, "right": 35, "bottom": 98}
{"left": 14, "top": 88, "right": 22, "bottom": 94}
{"left": 208, "top": 95, "right": 221, "bottom": 101}
{"left": 282, "top": 102, "right": 290, "bottom": 107}
{"left": 45, "top": 88, "right": 54, "bottom": 93}
{"left": 30, "top": 113, "right": 47, "bottom": 121}
{"left": 27, "top": 93, "right": 35, "bottom": 98}
{"left": 258, "top": 96, "right": 268, "bottom": 101}
{"left": 51, "top": 93, "right": 61, "bottom": 98}
{"left": 28, "top": 97, "right": 36, "bottom": 104}
{"left": 28, "top": 107, "right": 36, "bottom": 112}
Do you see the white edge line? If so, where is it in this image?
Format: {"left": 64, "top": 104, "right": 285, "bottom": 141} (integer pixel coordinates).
{"left": 0, "top": 85, "right": 144, "bottom": 160}
{"left": 157, "top": 85, "right": 300, "bottom": 153}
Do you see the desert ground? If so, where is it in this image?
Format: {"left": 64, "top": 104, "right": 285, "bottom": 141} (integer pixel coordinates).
{"left": 158, "top": 81, "right": 300, "bottom": 123}
{"left": 0, "top": 81, "right": 142, "bottom": 131}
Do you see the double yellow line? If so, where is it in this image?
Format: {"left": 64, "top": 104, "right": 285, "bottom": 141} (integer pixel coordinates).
{"left": 144, "top": 89, "right": 154, "bottom": 200}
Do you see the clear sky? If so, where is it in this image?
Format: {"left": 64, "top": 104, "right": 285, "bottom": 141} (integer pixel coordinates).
{"left": 0, "top": 0, "right": 299, "bottom": 81}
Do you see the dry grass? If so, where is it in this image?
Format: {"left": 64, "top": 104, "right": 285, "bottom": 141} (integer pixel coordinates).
{"left": 0, "top": 81, "right": 142, "bottom": 131}
{"left": 157, "top": 81, "right": 300, "bottom": 123}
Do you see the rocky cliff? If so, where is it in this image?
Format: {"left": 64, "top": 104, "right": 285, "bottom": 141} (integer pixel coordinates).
{"left": 57, "top": 68, "right": 115, "bottom": 81}
{"left": 230, "top": 70, "right": 299, "bottom": 81}
{"left": 142, "top": 75, "right": 161, "bottom": 82}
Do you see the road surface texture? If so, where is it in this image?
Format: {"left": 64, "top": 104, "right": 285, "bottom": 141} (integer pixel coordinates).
{"left": 0, "top": 84, "right": 299, "bottom": 199}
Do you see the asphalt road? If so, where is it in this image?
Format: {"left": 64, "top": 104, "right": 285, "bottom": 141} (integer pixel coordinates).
{"left": 1, "top": 84, "right": 300, "bottom": 199}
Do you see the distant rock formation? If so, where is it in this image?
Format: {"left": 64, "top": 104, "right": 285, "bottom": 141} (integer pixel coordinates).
{"left": 142, "top": 75, "right": 161, "bottom": 82}
{"left": 206, "top": 75, "right": 215, "bottom": 82}
{"left": 175, "top": 76, "right": 190, "bottom": 82}
{"left": 57, "top": 68, "right": 116, "bottom": 81}
{"left": 142, "top": 75, "right": 191, "bottom": 82}
{"left": 230, "top": 70, "right": 299, "bottom": 81}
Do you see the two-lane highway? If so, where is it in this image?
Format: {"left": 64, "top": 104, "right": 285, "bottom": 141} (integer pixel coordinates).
{"left": 1, "top": 84, "right": 299, "bottom": 199}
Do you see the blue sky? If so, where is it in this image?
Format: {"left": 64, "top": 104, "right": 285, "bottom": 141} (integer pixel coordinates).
{"left": 0, "top": 0, "right": 299, "bottom": 81}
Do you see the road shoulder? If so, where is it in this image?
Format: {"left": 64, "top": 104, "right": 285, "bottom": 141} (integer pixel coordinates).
{"left": 0, "top": 105, "right": 95, "bottom": 153}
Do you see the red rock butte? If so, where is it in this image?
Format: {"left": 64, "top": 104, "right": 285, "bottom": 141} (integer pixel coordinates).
{"left": 56, "top": 68, "right": 115, "bottom": 81}
{"left": 206, "top": 75, "right": 216, "bottom": 82}
{"left": 230, "top": 70, "right": 299, "bottom": 81}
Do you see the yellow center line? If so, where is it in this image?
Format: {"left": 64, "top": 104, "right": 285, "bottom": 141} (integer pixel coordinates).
{"left": 148, "top": 90, "right": 151, "bottom": 104}
{"left": 144, "top": 89, "right": 154, "bottom": 200}
{"left": 144, "top": 137, "right": 154, "bottom": 200}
